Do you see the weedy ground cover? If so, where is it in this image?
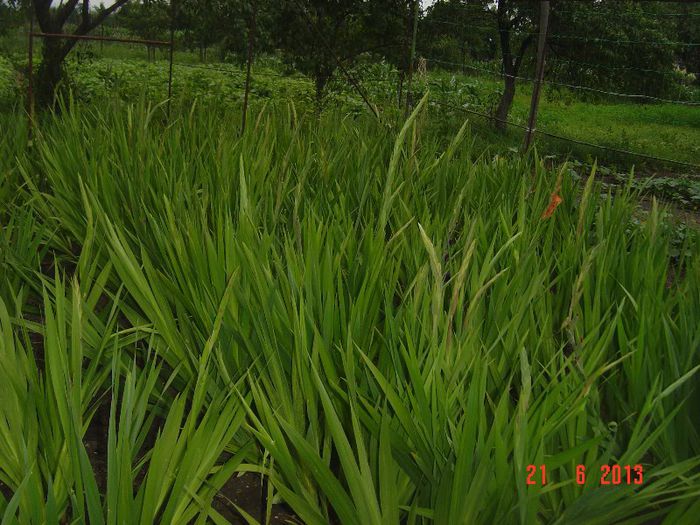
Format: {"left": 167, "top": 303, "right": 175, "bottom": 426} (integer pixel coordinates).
{"left": 0, "top": 97, "right": 699, "bottom": 524}
{"left": 1, "top": 49, "right": 699, "bottom": 174}
{"left": 425, "top": 69, "right": 700, "bottom": 171}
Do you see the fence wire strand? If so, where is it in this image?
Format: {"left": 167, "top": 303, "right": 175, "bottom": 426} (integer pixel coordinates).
{"left": 429, "top": 99, "right": 700, "bottom": 170}
{"left": 424, "top": 18, "right": 700, "bottom": 47}
{"left": 422, "top": 56, "right": 700, "bottom": 106}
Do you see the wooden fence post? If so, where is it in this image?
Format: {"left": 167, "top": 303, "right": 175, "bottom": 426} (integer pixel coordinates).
{"left": 404, "top": 0, "right": 420, "bottom": 117}
{"left": 27, "top": 3, "right": 34, "bottom": 143}
{"left": 523, "top": 0, "right": 550, "bottom": 151}
{"left": 166, "top": 0, "right": 175, "bottom": 119}
{"left": 241, "top": 1, "right": 257, "bottom": 135}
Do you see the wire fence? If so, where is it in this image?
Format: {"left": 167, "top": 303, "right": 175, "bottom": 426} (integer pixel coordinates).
{"left": 19, "top": 0, "right": 700, "bottom": 172}
{"left": 422, "top": 57, "right": 700, "bottom": 106}
{"left": 425, "top": 18, "right": 700, "bottom": 47}
{"left": 430, "top": 99, "right": 700, "bottom": 171}
{"left": 414, "top": 3, "right": 700, "bottom": 172}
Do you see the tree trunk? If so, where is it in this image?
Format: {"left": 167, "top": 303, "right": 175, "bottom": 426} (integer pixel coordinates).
{"left": 493, "top": 0, "right": 533, "bottom": 132}
{"left": 37, "top": 39, "right": 68, "bottom": 108}
{"left": 494, "top": 75, "right": 515, "bottom": 131}
{"left": 32, "top": 0, "right": 131, "bottom": 109}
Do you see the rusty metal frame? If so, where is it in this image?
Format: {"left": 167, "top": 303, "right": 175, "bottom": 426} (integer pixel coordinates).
{"left": 30, "top": 32, "right": 172, "bottom": 47}
{"left": 27, "top": 11, "right": 175, "bottom": 138}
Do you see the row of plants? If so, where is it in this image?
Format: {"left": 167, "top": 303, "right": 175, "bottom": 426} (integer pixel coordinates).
{"left": 563, "top": 160, "right": 700, "bottom": 210}
{"left": 1, "top": 98, "right": 699, "bottom": 523}
{"left": 621, "top": 175, "right": 700, "bottom": 209}
{"left": 3, "top": 49, "right": 698, "bottom": 177}
{"left": 0, "top": 52, "right": 403, "bottom": 114}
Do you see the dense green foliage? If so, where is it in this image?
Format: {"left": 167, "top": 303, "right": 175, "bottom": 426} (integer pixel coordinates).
{"left": 63, "top": 57, "right": 315, "bottom": 107}
{"left": 0, "top": 0, "right": 23, "bottom": 36}
{"left": 1, "top": 1, "right": 700, "bottom": 522}
{"left": 420, "top": 0, "right": 700, "bottom": 98}
{"left": 1, "top": 98, "right": 700, "bottom": 523}
{"left": 1, "top": 0, "right": 699, "bottom": 138}
{"left": 418, "top": 0, "right": 700, "bottom": 131}
{"left": 3, "top": 0, "right": 698, "bottom": 110}
{"left": 546, "top": 1, "right": 697, "bottom": 99}
{"left": 0, "top": 55, "right": 18, "bottom": 109}
{"left": 8, "top": 52, "right": 693, "bottom": 172}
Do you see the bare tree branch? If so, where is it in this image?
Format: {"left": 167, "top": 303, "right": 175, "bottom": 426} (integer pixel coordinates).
{"left": 47, "top": 0, "right": 133, "bottom": 59}
{"left": 83, "top": 0, "right": 130, "bottom": 32}
{"left": 82, "top": 0, "right": 90, "bottom": 26}
{"left": 56, "top": 0, "right": 79, "bottom": 27}
{"left": 514, "top": 34, "right": 534, "bottom": 72}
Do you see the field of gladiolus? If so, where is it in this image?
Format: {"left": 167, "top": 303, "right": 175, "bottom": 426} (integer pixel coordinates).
{"left": 1, "top": 97, "right": 699, "bottom": 524}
